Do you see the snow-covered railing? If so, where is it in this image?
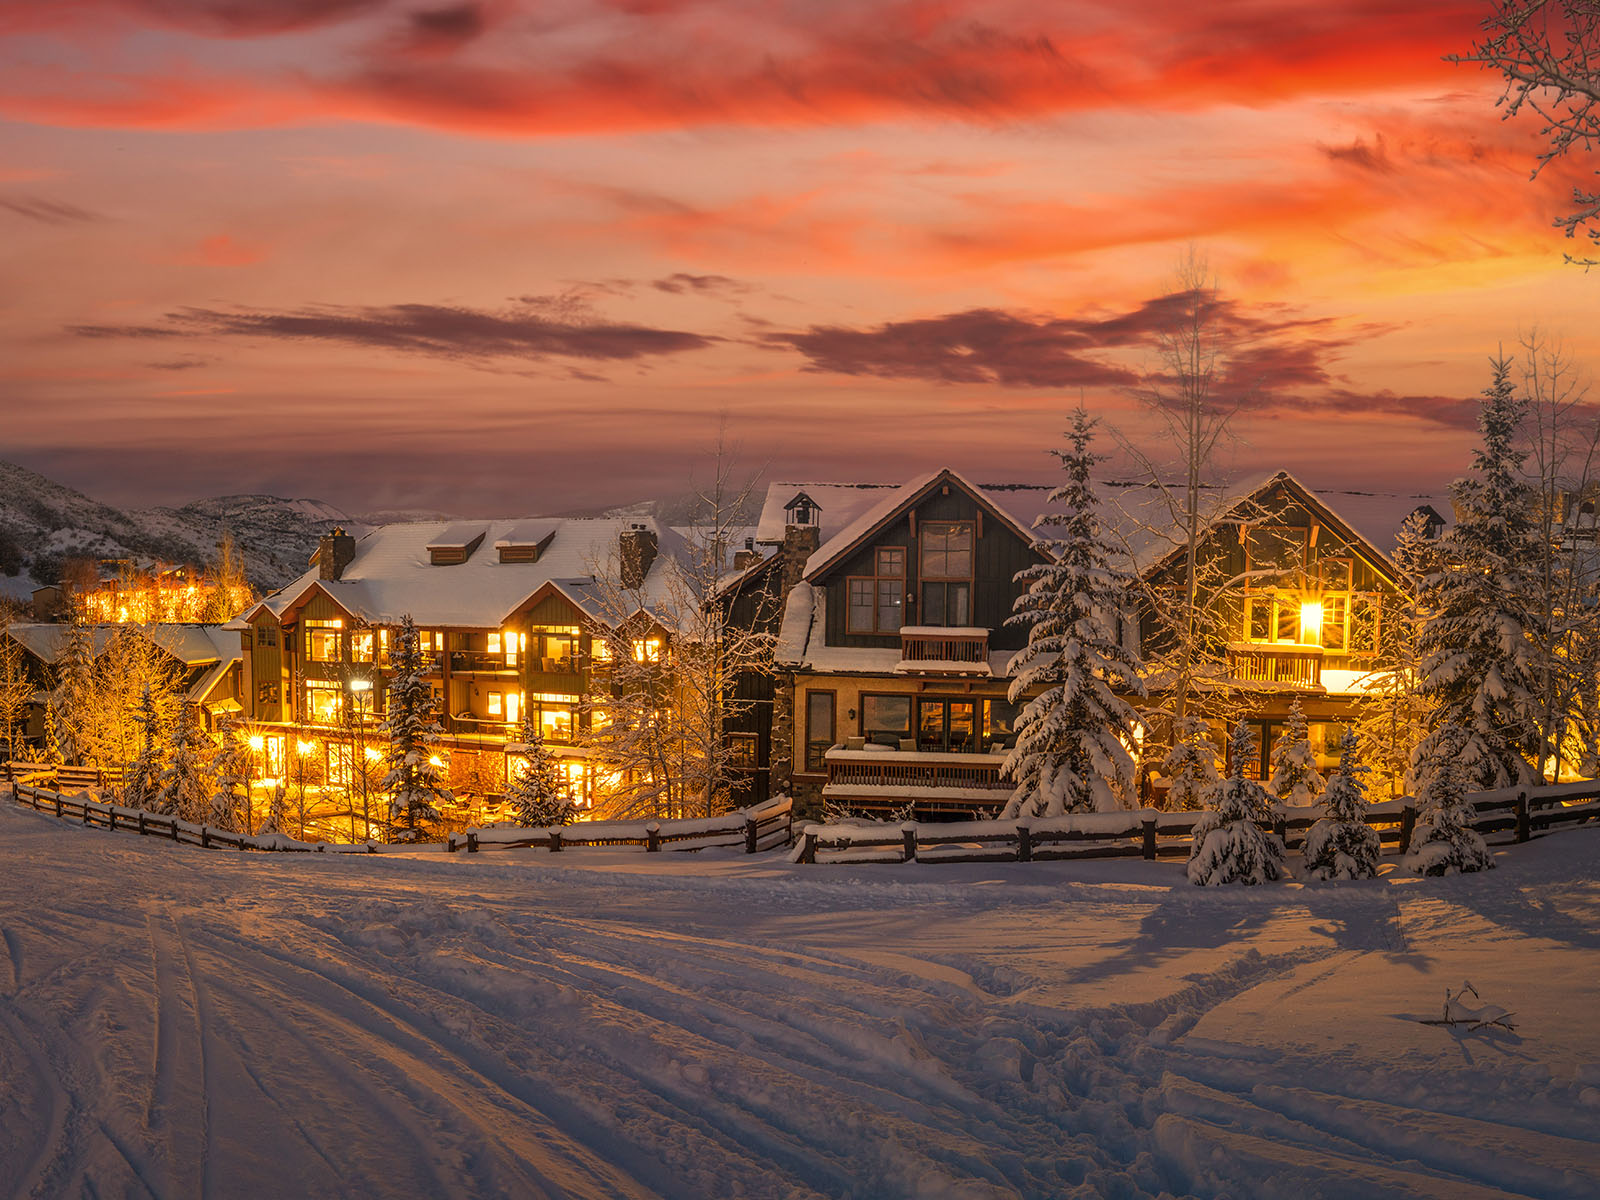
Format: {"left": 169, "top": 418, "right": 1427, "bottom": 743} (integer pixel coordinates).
{"left": 8, "top": 777, "right": 377, "bottom": 854}
{"left": 444, "top": 794, "right": 794, "bottom": 855}
{"left": 793, "top": 782, "right": 1600, "bottom": 866}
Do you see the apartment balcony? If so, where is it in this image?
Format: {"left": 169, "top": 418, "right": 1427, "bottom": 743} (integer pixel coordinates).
{"left": 822, "top": 747, "right": 1011, "bottom": 817}
{"left": 1227, "top": 642, "right": 1324, "bottom": 690}
{"left": 446, "top": 652, "right": 520, "bottom": 675}
{"left": 896, "top": 626, "right": 991, "bottom": 674}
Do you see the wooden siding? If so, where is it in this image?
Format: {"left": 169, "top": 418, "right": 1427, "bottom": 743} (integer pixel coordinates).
{"left": 818, "top": 485, "right": 1041, "bottom": 651}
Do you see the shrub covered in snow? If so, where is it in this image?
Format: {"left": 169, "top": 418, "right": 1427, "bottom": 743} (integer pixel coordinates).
{"left": 121, "top": 681, "right": 164, "bottom": 811}
{"left": 1302, "top": 728, "right": 1381, "bottom": 881}
{"left": 1269, "top": 696, "right": 1325, "bottom": 806}
{"left": 1187, "top": 721, "right": 1286, "bottom": 886}
{"left": 1002, "top": 406, "right": 1146, "bottom": 817}
{"left": 1160, "top": 716, "right": 1220, "bottom": 811}
{"left": 1405, "top": 724, "right": 1494, "bottom": 876}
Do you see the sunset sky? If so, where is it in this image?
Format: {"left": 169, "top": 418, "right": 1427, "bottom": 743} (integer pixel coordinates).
{"left": 1, "top": 0, "right": 1593, "bottom": 516}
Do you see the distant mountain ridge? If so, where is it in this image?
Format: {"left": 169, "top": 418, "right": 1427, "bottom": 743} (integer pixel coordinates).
{"left": 0, "top": 460, "right": 368, "bottom": 595}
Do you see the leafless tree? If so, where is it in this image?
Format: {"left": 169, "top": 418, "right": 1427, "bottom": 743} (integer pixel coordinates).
{"left": 1454, "top": 2, "right": 1600, "bottom": 263}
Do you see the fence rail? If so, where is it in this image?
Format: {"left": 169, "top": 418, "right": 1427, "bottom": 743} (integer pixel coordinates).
{"left": 6, "top": 762, "right": 793, "bottom": 859}
{"left": 795, "top": 783, "right": 1600, "bottom": 866}
{"left": 445, "top": 795, "right": 794, "bottom": 855}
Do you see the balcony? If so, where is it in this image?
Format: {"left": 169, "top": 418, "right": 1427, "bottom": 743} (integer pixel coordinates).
{"left": 897, "top": 626, "right": 991, "bottom": 674}
{"left": 447, "top": 651, "right": 519, "bottom": 675}
{"left": 1227, "top": 642, "right": 1324, "bottom": 689}
{"left": 822, "top": 747, "right": 1011, "bottom": 816}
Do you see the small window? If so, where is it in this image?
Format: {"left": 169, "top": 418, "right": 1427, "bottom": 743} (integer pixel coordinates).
{"left": 862, "top": 694, "right": 912, "bottom": 745}
{"left": 632, "top": 637, "right": 663, "bottom": 663}
{"left": 487, "top": 690, "right": 503, "bottom": 717}
{"left": 1247, "top": 596, "right": 1271, "bottom": 641}
{"left": 1318, "top": 558, "right": 1353, "bottom": 590}
{"left": 805, "top": 691, "right": 835, "bottom": 772}
{"left": 1322, "top": 595, "right": 1348, "bottom": 651}
{"left": 1274, "top": 595, "right": 1299, "bottom": 643}
{"left": 305, "top": 619, "right": 342, "bottom": 663}
{"left": 920, "top": 523, "right": 973, "bottom": 579}
{"left": 1351, "top": 596, "right": 1380, "bottom": 653}
{"left": 351, "top": 630, "right": 374, "bottom": 663}
{"left": 877, "top": 547, "right": 905, "bottom": 577}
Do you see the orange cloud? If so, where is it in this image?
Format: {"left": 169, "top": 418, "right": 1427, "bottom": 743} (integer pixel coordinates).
{"left": 180, "top": 233, "right": 271, "bottom": 266}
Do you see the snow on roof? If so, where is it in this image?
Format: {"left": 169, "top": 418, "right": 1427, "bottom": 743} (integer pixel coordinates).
{"left": 1308, "top": 488, "right": 1453, "bottom": 552}
{"left": 754, "top": 482, "right": 904, "bottom": 545}
{"left": 425, "top": 523, "right": 489, "bottom": 551}
{"left": 492, "top": 519, "right": 559, "bottom": 549}
{"left": 4, "top": 623, "right": 119, "bottom": 662}
{"left": 144, "top": 624, "right": 226, "bottom": 666}
{"left": 264, "top": 518, "right": 686, "bottom": 629}
{"left": 185, "top": 657, "right": 237, "bottom": 705}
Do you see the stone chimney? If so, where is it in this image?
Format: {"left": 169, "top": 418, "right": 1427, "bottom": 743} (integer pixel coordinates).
{"left": 619, "top": 524, "right": 659, "bottom": 590}
{"left": 316, "top": 527, "right": 357, "bottom": 581}
{"left": 778, "top": 524, "right": 820, "bottom": 593}
{"left": 733, "top": 535, "right": 762, "bottom": 572}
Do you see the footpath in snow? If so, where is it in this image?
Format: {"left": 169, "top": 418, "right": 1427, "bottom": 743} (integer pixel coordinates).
{"left": 1, "top": 799, "right": 1598, "bottom": 1199}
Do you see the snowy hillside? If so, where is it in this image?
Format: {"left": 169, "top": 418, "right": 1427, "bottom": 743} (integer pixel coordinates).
{"left": 0, "top": 459, "right": 362, "bottom": 592}
{"left": 1, "top": 798, "right": 1595, "bottom": 1199}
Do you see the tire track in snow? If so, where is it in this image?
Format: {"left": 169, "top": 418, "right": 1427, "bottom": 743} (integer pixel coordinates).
{"left": 144, "top": 910, "right": 208, "bottom": 1200}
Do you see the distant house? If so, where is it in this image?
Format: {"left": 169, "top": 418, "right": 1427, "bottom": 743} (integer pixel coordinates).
{"left": 756, "top": 469, "right": 1449, "bottom": 817}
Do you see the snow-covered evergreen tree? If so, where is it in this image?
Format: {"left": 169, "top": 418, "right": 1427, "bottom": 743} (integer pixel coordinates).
{"left": 507, "top": 713, "right": 575, "bottom": 828}
{"left": 1187, "top": 721, "right": 1287, "bottom": 886}
{"left": 1160, "top": 716, "right": 1220, "bottom": 811}
{"left": 380, "top": 615, "right": 449, "bottom": 841}
{"left": 155, "top": 706, "right": 214, "bottom": 822}
{"left": 122, "top": 681, "right": 164, "bottom": 810}
{"left": 1269, "top": 696, "right": 1325, "bottom": 806}
{"left": 1302, "top": 728, "right": 1381, "bottom": 881}
{"left": 1405, "top": 723, "right": 1495, "bottom": 876}
{"left": 257, "top": 783, "right": 287, "bottom": 838}
{"left": 1413, "top": 356, "right": 1543, "bottom": 791}
{"left": 1358, "top": 510, "right": 1437, "bottom": 798}
{"left": 40, "top": 703, "right": 64, "bottom": 768}
{"left": 54, "top": 618, "right": 97, "bottom": 765}
{"left": 209, "top": 715, "right": 252, "bottom": 833}
{"left": 1002, "top": 407, "right": 1146, "bottom": 817}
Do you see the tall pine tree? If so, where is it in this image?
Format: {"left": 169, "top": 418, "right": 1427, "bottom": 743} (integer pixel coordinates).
{"left": 1187, "top": 721, "right": 1286, "bottom": 886}
{"left": 209, "top": 715, "right": 252, "bottom": 832}
{"left": 1269, "top": 696, "right": 1325, "bottom": 806}
{"left": 507, "top": 712, "right": 575, "bottom": 828}
{"left": 1413, "top": 356, "right": 1543, "bottom": 791}
{"left": 1302, "top": 728, "right": 1381, "bottom": 881}
{"left": 1002, "top": 407, "right": 1147, "bottom": 817}
{"left": 380, "top": 615, "right": 449, "bottom": 841}
{"left": 1358, "top": 509, "right": 1437, "bottom": 798}
{"left": 122, "top": 681, "right": 164, "bottom": 810}
{"left": 156, "top": 706, "right": 214, "bottom": 823}
{"left": 54, "top": 619, "right": 97, "bottom": 766}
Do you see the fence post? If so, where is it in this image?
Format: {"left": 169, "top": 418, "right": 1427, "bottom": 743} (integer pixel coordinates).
{"left": 81, "top": 800, "right": 90, "bottom": 826}
{"left": 1516, "top": 791, "right": 1530, "bottom": 843}
{"left": 137, "top": 811, "right": 147, "bottom": 836}
{"left": 902, "top": 822, "right": 917, "bottom": 863}
{"left": 745, "top": 815, "right": 759, "bottom": 854}
{"left": 1399, "top": 804, "right": 1416, "bottom": 855}
{"left": 108, "top": 808, "right": 117, "bottom": 833}
{"left": 201, "top": 826, "right": 210, "bottom": 849}
{"left": 170, "top": 817, "right": 179, "bottom": 842}
{"left": 646, "top": 822, "right": 660, "bottom": 852}
{"left": 799, "top": 827, "right": 816, "bottom": 864}
{"left": 445, "top": 834, "right": 457, "bottom": 853}
{"left": 549, "top": 829, "right": 562, "bottom": 853}
{"left": 1142, "top": 816, "right": 1158, "bottom": 861}
{"left": 1016, "top": 823, "right": 1032, "bottom": 863}
{"left": 54, "top": 793, "right": 62, "bottom": 818}
{"left": 467, "top": 831, "right": 479, "bottom": 853}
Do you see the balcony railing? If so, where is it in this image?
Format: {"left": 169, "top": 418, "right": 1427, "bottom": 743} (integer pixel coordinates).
{"left": 447, "top": 652, "right": 519, "bottom": 674}
{"left": 898, "top": 626, "right": 990, "bottom": 672}
{"left": 822, "top": 747, "right": 1011, "bottom": 816}
{"left": 1227, "top": 642, "right": 1324, "bottom": 689}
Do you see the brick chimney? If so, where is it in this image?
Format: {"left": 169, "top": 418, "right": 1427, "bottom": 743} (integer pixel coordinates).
{"left": 733, "top": 535, "right": 762, "bottom": 572}
{"left": 778, "top": 524, "right": 820, "bottom": 593}
{"left": 316, "top": 527, "right": 357, "bottom": 580}
{"left": 619, "top": 524, "right": 659, "bottom": 589}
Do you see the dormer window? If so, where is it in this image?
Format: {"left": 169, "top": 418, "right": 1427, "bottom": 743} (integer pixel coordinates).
{"left": 495, "top": 520, "right": 558, "bottom": 563}
{"left": 427, "top": 524, "right": 487, "bottom": 565}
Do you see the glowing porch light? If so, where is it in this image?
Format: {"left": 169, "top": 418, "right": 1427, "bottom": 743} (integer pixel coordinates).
{"left": 348, "top": 679, "right": 372, "bottom": 692}
{"left": 428, "top": 755, "right": 444, "bottom": 767}
{"left": 364, "top": 746, "right": 382, "bottom": 761}
{"left": 1300, "top": 600, "right": 1324, "bottom": 646}
{"left": 296, "top": 739, "right": 315, "bottom": 756}
{"left": 248, "top": 735, "right": 265, "bottom": 751}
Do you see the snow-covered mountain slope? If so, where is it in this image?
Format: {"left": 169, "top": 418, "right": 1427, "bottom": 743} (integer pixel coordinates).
{"left": 0, "top": 459, "right": 361, "bottom": 592}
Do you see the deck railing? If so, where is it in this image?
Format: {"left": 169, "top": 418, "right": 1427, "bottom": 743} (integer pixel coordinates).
{"left": 898, "top": 626, "right": 989, "bottom": 669}
{"left": 823, "top": 748, "right": 1011, "bottom": 815}
{"left": 1227, "top": 641, "right": 1324, "bottom": 688}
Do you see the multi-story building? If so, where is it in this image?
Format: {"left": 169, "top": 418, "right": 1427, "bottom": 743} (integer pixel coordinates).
{"left": 763, "top": 469, "right": 1447, "bottom": 817}
{"left": 236, "top": 519, "right": 681, "bottom": 806}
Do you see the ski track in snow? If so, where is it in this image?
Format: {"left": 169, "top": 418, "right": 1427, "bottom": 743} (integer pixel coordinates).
{"left": 1, "top": 799, "right": 1598, "bottom": 1199}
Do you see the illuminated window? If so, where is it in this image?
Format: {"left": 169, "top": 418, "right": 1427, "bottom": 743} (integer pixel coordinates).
{"left": 328, "top": 742, "right": 354, "bottom": 787}
{"left": 591, "top": 636, "right": 613, "bottom": 663}
{"left": 1322, "top": 595, "right": 1348, "bottom": 651}
{"left": 506, "top": 691, "right": 521, "bottom": 724}
{"left": 304, "top": 680, "right": 343, "bottom": 724}
{"left": 487, "top": 690, "right": 503, "bottom": 717}
{"left": 306, "top": 619, "right": 343, "bottom": 663}
{"left": 351, "top": 630, "right": 375, "bottom": 663}
{"left": 632, "top": 637, "right": 663, "bottom": 663}
{"left": 488, "top": 632, "right": 501, "bottom": 655}
{"left": 528, "top": 693, "right": 578, "bottom": 742}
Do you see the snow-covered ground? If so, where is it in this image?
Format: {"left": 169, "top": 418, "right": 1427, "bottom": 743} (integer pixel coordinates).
{"left": 2, "top": 798, "right": 1598, "bottom": 1200}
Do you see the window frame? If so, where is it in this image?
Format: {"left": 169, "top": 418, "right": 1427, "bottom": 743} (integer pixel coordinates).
{"left": 804, "top": 689, "right": 836, "bottom": 773}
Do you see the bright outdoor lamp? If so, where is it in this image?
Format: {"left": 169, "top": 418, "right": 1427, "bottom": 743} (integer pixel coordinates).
{"left": 1300, "top": 600, "right": 1324, "bottom": 645}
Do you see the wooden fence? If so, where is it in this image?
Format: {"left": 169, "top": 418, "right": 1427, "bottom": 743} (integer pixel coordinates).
{"left": 6, "top": 762, "right": 794, "bottom": 859}
{"left": 445, "top": 795, "right": 794, "bottom": 855}
{"left": 7, "top": 769, "right": 370, "bottom": 854}
{"left": 794, "top": 782, "right": 1600, "bottom": 866}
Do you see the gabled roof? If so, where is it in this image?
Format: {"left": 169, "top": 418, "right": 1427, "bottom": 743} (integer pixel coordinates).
{"left": 258, "top": 517, "right": 687, "bottom": 630}
{"left": 754, "top": 482, "right": 903, "bottom": 544}
{"left": 804, "top": 469, "right": 1043, "bottom": 582}
{"left": 3, "top": 623, "right": 240, "bottom": 669}
{"left": 4, "top": 624, "right": 119, "bottom": 663}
